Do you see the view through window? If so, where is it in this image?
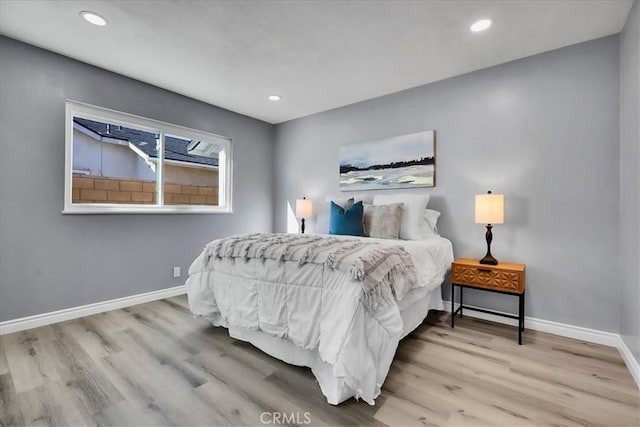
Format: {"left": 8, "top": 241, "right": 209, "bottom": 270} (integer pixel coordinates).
{"left": 65, "top": 101, "right": 231, "bottom": 213}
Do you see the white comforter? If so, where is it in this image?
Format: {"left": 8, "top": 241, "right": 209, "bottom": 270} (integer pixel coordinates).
{"left": 186, "top": 234, "right": 453, "bottom": 404}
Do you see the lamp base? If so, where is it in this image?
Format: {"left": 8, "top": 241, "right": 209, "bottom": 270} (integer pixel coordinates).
{"left": 479, "top": 224, "right": 498, "bottom": 265}
{"left": 479, "top": 254, "right": 498, "bottom": 265}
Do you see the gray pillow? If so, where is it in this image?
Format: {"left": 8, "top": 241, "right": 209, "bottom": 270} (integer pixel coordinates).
{"left": 363, "top": 203, "right": 403, "bottom": 239}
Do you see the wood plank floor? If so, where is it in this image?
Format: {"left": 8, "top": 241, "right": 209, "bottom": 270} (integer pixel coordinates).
{"left": 1, "top": 295, "right": 638, "bottom": 426}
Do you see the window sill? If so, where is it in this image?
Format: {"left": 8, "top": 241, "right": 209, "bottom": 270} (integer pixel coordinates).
{"left": 62, "top": 205, "right": 232, "bottom": 215}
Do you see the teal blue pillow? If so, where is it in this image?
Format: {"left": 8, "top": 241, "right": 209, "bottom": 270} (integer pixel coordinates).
{"left": 329, "top": 201, "right": 365, "bottom": 236}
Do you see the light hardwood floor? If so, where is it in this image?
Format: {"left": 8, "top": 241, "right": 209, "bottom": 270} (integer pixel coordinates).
{"left": 1, "top": 295, "right": 638, "bottom": 426}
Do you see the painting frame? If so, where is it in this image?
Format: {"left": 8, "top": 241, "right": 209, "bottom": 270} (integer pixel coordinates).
{"left": 339, "top": 130, "right": 436, "bottom": 191}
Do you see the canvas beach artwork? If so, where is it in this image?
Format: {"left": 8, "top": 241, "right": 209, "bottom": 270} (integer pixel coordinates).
{"left": 339, "top": 130, "right": 435, "bottom": 191}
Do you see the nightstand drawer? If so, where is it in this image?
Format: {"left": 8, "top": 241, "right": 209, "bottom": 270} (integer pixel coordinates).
{"left": 451, "top": 259, "right": 525, "bottom": 293}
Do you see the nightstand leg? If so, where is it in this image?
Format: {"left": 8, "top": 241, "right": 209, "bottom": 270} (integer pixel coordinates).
{"left": 518, "top": 291, "right": 525, "bottom": 345}
{"left": 521, "top": 291, "right": 525, "bottom": 332}
{"left": 451, "top": 284, "right": 455, "bottom": 328}
{"left": 460, "top": 287, "right": 464, "bottom": 318}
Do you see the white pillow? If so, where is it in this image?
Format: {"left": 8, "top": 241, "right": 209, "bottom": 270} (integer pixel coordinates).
{"left": 325, "top": 193, "right": 374, "bottom": 205}
{"left": 419, "top": 209, "right": 441, "bottom": 237}
{"left": 373, "top": 194, "right": 430, "bottom": 240}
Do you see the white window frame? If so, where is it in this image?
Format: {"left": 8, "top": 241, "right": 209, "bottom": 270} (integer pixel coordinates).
{"left": 63, "top": 100, "right": 232, "bottom": 214}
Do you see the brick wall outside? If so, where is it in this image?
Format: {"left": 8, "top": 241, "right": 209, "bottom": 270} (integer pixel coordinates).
{"left": 72, "top": 174, "right": 218, "bottom": 205}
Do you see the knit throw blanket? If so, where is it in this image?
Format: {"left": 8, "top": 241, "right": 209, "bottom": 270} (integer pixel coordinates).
{"left": 203, "top": 233, "right": 418, "bottom": 304}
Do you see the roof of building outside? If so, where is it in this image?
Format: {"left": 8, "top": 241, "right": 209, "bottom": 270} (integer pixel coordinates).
{"left": 73, "top": 117, "right": 219, "bottom": 167}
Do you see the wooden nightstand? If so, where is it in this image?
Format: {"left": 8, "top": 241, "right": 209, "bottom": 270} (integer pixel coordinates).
{"left": 450, "top": 258, "right": 526, "bottom": 344}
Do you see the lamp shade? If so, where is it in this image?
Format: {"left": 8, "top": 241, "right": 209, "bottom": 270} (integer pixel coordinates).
{"left": 295, "top": 198, "right": 312, "bottom": 218}
{"left": 475, "top": 193, "right": 504, "bottom": 224}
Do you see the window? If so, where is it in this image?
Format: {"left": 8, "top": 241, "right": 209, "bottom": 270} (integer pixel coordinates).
{"left": 64, "top": 101, "right": 232, "bottom": 214}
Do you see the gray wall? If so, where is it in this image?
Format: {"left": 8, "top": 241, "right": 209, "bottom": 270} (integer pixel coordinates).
{"left": 274, "top": 36, "right": 621, "bottom": 332}
{"left": 0, "top": 37, "right": 274, "bottom": 322}
{"left": 619, "top": 0, "right": 640, "bottom": 362}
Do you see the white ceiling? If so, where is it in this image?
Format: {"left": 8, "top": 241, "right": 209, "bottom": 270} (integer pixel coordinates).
{"left": 0, "top": 0, "right": 633, "bottom": 124}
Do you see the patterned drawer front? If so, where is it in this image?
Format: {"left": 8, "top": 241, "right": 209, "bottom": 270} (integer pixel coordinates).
{"left": 452, "top": 265, "right": 523, "bottom": 292}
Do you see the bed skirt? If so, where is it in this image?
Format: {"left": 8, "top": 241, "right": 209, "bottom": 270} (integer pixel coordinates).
{"left": 225, "top": 286, "right": 443, "bottom": 405}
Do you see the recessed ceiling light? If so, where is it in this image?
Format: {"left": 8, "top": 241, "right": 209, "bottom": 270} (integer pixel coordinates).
{"left": 470, "top": 19, "right": 492, "bottom": 32}
{"left": 80, "top": 11, "right": 107, "bottom": 26}
{"left": 268, "top": 95, "right": 281, "bottom": 101}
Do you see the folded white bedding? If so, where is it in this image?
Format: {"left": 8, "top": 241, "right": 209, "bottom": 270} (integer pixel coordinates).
{"left": 186, "top": 234, "right": 453, "bottom": 405}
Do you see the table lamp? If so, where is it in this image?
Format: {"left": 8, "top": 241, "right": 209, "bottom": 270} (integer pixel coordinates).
{"left": 295, "top": 197, "right": 312, "bottom": 234}
{"left": 475, "top": 191, "right": 504, "bottom": 265}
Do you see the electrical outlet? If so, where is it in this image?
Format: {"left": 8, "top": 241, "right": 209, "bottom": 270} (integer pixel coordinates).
{"left": 173, "top": 266, "right": 181, "bottom": 278}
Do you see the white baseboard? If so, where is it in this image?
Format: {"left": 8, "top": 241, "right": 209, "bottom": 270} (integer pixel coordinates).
{"left": 443, "top": 301, "right": 639, "bottom": 389}
{"left": 0, "top": 285, "right": 187, "bottom": 335}
{"left": 443, "top": 301, "right": 619, "bottom": 346}
{"left": 616, "top": 335, "right": 640, "bottom": 389}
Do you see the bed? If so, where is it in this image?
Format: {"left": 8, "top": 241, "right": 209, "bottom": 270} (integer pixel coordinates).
{"left": 185, "top": 231, "right": 453, "bottom": 405}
